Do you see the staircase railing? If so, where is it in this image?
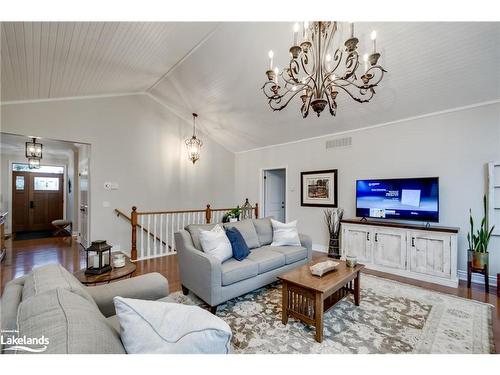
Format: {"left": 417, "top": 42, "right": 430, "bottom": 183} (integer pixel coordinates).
{"left": 116, "top": 203, "right": 258, "bottom": 261}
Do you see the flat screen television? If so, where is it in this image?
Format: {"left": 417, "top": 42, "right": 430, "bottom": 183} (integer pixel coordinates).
{"left": 356, "top": 177, "right": 439, "bottom": 222}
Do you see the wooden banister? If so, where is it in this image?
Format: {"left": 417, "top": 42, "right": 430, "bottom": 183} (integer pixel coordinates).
{"left": 115, "top": 208, "right": 170, "bottom": 261}
{"left": 120, "top": 202, "right": 259, "bottom": 261}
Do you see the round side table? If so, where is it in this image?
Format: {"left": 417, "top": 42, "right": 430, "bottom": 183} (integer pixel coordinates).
{"left": 74, "top": 255, "right": 136, "bottom": 285}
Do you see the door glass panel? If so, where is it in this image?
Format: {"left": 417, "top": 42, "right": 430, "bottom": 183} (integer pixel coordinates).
{"left": 34, "top": 177, "right": 59, "bottom": 191}
{"left": 12, "top": 163, "right": 64, "bottom": 174}
{"left": 15, "top": 176, "right": 25, "bottom": 190}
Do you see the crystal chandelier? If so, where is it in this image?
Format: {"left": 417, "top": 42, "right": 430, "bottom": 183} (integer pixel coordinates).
{"left": 185, "top": 113, "right": 203, "bottom": 164}
{"left": 262, "top": 22, "right": 386, "bottom": 118}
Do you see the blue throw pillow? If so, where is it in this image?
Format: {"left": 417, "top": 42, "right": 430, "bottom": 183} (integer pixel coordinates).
{"left": 225, "top": 227, "right": 250, "bottom": 261}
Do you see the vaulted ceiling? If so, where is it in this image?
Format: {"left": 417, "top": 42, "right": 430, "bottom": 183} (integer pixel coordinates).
{"left": 2, "top": 22, "right": 500, "bottom": 152}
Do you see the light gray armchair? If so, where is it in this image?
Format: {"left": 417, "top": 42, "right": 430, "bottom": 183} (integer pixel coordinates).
{"left": 175, "top": 218, "right": 312, "bottom": 313}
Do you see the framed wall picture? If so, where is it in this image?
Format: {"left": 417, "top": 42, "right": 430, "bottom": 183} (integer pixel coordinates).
{"left": 300, "top": 169, "right": 338, "bottom": 207}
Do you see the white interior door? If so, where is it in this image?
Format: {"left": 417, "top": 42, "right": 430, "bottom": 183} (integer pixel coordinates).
{"left": 78, "top": 146, "right": 90, "bottom": 247}
{"left": 263, "top": 169, "right": 286, "bottom": 222}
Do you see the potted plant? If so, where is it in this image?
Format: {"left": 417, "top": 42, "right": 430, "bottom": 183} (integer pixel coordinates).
{"left": 467, "top": 195, "right": 495, "bottom": 269}
{"left": 324, "top": 208, "right": 344, "bottom": 259}
{"left": 222, "top": 206, "right": 242, "bottom": 223}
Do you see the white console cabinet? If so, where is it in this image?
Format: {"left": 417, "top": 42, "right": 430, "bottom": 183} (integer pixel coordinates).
{"left": 341, "top": 220, "right": 459, "bottom": 287}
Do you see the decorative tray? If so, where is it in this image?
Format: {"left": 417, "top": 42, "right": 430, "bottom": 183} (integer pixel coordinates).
{"left": 309, "top": 260, "right": 339, "bottom": 277}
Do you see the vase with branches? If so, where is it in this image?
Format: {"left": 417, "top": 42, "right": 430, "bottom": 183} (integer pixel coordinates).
{"left": 324, "top": 208, "right": 344, "bottom": 259}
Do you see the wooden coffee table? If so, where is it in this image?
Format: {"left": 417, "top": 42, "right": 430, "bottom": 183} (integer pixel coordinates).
{"left": 278, "top": 257, "right": 364, "bottom": 343}
{"left": 74, "top": 254, "right": 136, "bottom": 285}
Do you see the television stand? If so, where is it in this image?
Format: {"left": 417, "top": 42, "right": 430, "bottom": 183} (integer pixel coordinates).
{"left": 340, "top": 218, "right": 459, "bottom": 287}
{"left": 360, "top": 217, "right": 368, "bottom": 222}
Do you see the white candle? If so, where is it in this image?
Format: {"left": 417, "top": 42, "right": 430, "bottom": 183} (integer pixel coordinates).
{"left": 371, "top": 30, "right": 377, "bottom": 53}
{"left": 293, "top": 23, "right": 299, "bottom": 46}
{"left": 303, "top": 21, "right": 309, "bottom": 41}
{"left": 274, "top": 67, "right": 279, "bottom": 85}
{"left": 350, "top": 22, "right": 354, "bottom": 38}
{"left": 363, "top": 54, "right": 369, "bottom": 73}
{"left": 268, "top": 50, "right": 274, "bottom": 71}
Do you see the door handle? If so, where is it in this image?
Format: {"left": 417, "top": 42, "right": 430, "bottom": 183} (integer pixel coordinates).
{"left": 375, "top": 233, "right": 378, "bottom": 242}
{"left": 29, "top": 201, "right": 34, "bottom": 209}
{"left": 366, "top": 232, "right": 370, "bottom": 241}
{"left": 411, "top": 237, "right": 415, "bottom": 247}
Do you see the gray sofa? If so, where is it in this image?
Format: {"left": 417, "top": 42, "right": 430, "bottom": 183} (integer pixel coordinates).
{"left": 175, "top": 217, "right": 312, "bottom": 313}
{"left": 1, "top": 264, "right": 169, "bottom": 354}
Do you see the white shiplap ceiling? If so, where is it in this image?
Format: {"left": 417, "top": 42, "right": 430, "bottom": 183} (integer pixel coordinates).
{"left": 2, "top": 22, "right": 500, "bottom": 152}
{"left": 1, "top": 22, "right": 217, "bottom": 100}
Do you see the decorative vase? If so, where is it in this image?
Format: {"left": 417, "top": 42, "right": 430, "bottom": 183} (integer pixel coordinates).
{"left": 328, "top": 236, "right": 341, "bottom": 259}
{"left": 468, "top": 249, "right": 488, "bottom": 269}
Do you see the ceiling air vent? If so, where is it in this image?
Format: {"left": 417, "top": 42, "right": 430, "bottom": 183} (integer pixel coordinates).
{"left": 325, "top": 136, "right": 352, "bottom": 150}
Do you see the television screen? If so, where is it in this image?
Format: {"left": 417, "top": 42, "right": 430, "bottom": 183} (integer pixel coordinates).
{"left": 356, "top": 177, "right": 439, "bottom": 222}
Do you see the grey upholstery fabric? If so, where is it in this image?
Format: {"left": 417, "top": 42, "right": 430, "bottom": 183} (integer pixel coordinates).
{"left": 106, "top": 315, "right": 121, "bottom": 334}
{"left": 247, "top": 248, "right": 286, "bottom": 273}
{"left": 87, "top": 272, "right": 169, "bottom": 317}
{"left": 176, "top": 228, "right": 313, "bottom": 307}
{"left": 17, "top": 288, "right": 125, "bottom": 354}
{"left": 1, "top": 277, "right": 25, "bottom": 332}
{"left": 185, "top": 223, "right": 217, "bottom": 250}
{"left": 221, "top": 258, "right": 258, "bottom": 286}
{"left": 223, "top": 220, "right": 260, "bottom": 249}
{"left": 252, "top": 218, "right": 273, "bottom": 246}
{"left": 264, "top": 245, "right": 307, "bottom": 264}
{"left": 22, "top": 264, "right": 97, "bottom": 308}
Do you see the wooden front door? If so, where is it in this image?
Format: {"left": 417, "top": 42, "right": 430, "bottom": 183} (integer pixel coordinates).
{"left": 12, "top": 171, "right": 64, "bottom": 232}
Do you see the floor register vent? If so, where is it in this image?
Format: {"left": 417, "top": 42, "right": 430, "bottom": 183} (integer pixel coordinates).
{"left": 325, "top": 136, "right": 352, "bottom": 150}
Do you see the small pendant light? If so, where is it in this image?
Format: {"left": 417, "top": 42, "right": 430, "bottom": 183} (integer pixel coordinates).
{"left": 185, "top": 113, "right": 203, "bottom": 164}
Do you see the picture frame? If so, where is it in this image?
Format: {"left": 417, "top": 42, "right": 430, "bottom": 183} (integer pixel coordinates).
{"left": 300, "top": 169, "right": 338, "bottom": 207}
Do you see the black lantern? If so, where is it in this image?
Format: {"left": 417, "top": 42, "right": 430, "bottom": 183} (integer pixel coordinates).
{"left": 25, "top": 137, "right": 43, "bottom": 158}
{"left": 85, "top": 240, "right": 112, "bottom": 275}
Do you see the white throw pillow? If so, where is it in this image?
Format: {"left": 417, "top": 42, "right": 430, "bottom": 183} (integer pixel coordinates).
{"left": 270, "top": 219, "right": 301, "bottom": 246}
{"left": 113, "top": 297, "right": 232, "bottom": 354}
{"left": 199, "top": 224, "right": 232, "bottom": 262}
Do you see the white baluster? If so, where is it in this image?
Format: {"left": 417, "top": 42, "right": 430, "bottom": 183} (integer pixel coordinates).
{"left": 160, "top": 214, "right": 163, "bottom": 255}
{"left": 171, "top": 213, "right": 175, "bottom": 251}
{"left": 140, "top": 215, "right": 144, "bottom": 260}
{"left": 147, "top": 215, "right": 151, "bottom": 258}
{"left": 153, "top": 214, "right": 157, "bottom": 257}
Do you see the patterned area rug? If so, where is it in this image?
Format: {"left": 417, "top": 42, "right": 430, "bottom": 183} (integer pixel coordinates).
{"left": 166, "top": 275, "right": 494, "bottom": 354}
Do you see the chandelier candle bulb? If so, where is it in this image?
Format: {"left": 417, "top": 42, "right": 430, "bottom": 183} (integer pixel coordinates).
{"left": 303, "top": 21, "right": 309, "bottom": 40}
{"left": 268, "top": 50, "right": 274, "bottom": 70}
{"left": 371, "top": 30, "right": 377, "bottom": 53}
{"left": 350, "top": 22, "right": 354, "bottom": 38}
{"left": 293, "top": 23, "right": 299, "bottom": 46}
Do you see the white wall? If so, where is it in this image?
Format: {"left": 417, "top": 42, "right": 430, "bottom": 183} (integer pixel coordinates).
{"left": 235, "top": 102, "right": 500, "bottom": 278}
{"left": 1, "top": 94, "right": 236, "bottom": 252}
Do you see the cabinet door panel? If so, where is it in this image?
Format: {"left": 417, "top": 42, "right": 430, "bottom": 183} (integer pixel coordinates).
{"left": 342, "top": 226, "right": 372, "bottom": 263}
{"left": 373, "top": 229, "right": 406, "bottom": 269}
{"left": 409, "top": 232, "right": 451, "bottom": 278}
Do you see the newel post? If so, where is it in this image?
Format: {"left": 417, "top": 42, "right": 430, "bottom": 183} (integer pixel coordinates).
{"left": 205, "top": 204, "right": 212, "bottom": 224}
{"left": 131, "top": 206, "right": 138, "bottom": 261}
{"left": 254, "top": 203, "right": 259, "bottom": 219}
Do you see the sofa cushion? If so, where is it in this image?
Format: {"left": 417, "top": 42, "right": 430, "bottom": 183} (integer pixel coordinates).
{"left": 221, "top": 258, "right": 258, "bottom": 286}
{"left": 252, "top": 218, "right": 273, "bottom": 246}
{"left": 225, "top": 227, "right": 250, "bottom": 261}
{"left": 223, "top": 220, "right": 260, "bottom": 249}
{"left": 22, "top": 264, "right": 97, "bottom": 308}
{"left": 261, "top": 245, "right": 307, "bottom": 264}
{"left": 185, "top": 223, "right": 217, "bottom": 250}
{"left": 199, "top": 224, "right": 233, "bottom": 263}
{"left": 247, "top": 248, "right": 286, "bottom": 274}
{"left": 270, "top": 219, "right": 301, "bottom": 246}
{"left": 15, "top": 288, "right": 125, "bottom": 354}
{"left": 113, "top": 297, "right": 232, "bottom": 354}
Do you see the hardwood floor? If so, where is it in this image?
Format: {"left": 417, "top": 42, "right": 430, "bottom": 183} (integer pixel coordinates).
{"left": 1, "top": 237, "right": 498, "bottom": 352}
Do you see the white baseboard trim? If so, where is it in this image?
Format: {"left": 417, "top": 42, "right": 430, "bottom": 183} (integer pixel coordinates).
{"left": 312, "top": 244, "right": 328, "bottom": 252}
{"left": 457, "top": 270, "right": 497, "bottom": 287}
